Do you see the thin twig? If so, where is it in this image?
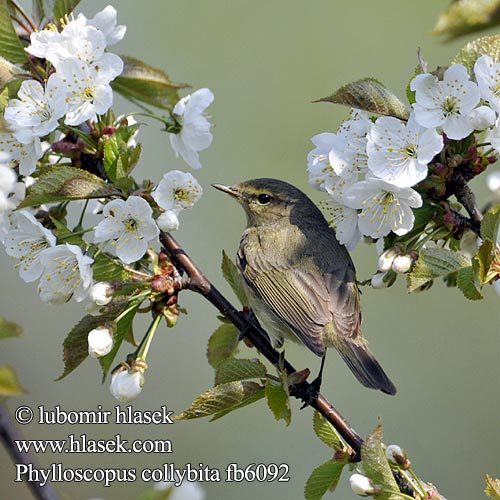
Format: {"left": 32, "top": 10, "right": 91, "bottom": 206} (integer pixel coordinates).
{"left": 0, "top": 403, "right": 60, "bottom": 500}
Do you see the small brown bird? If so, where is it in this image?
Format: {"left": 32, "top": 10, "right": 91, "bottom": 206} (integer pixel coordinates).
{"left": 213, "top": 178, "right": 396, "bottom": 395}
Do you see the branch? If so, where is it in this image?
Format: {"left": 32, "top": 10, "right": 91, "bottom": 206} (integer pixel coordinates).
{"left": 0, "top": 403, "right": 61, "bottom": 500}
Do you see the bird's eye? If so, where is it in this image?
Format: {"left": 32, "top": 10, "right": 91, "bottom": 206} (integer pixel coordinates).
{"left": 257, "top": 193, "right": 272, "bottom": 205}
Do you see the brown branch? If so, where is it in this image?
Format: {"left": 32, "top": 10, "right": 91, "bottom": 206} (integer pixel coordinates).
{"left": 0, "top": 403, "right": 61, "bottom": 500}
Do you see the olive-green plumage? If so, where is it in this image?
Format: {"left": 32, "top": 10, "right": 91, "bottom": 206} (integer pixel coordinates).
{"left": 213, "top": 178, "right": 396, "bottom": 395}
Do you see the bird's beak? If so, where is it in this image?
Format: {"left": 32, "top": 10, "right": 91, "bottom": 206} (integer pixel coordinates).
{"left": 212, "top": 183, "right": 240, "bottom": 198}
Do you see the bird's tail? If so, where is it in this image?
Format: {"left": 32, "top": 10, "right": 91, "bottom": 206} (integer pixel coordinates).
{"left": 335, "top": 339, "right": 397, "bottom": 395}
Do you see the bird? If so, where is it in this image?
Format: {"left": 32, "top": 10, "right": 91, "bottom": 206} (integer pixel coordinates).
{"left": 212, "top": 178, "right": 396, "bottom": 395}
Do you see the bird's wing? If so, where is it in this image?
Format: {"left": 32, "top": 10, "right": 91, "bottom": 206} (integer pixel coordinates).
{"left": 238, "top": 247, "right": 331, "bottom": 355}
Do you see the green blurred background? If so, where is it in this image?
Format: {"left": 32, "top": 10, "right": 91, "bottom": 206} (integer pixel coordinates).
{"left": 2, "top": 1, "right": 500, "bottom": 499}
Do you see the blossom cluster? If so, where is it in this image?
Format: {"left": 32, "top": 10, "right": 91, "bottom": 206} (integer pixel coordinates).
{"left": 308, "top": 57, "right": 500, "bottom": 253}
{"left": 0, "top": 4, "right": 215, "bottom": 401}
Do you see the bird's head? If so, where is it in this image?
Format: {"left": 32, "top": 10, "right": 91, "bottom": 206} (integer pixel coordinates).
{"left": 212, "top": 178, "right": 317, "bottom": 227}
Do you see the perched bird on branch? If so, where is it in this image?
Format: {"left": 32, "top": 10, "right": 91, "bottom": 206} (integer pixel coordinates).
{"left": 213, "top": 178, "right": 396, "bottom": 395}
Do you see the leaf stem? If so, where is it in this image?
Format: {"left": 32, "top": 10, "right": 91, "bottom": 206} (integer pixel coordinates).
{"left": 136, "top": 313, "right": 162, "bottom": 361}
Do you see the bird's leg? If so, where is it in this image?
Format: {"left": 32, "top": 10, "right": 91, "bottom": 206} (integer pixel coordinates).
{"left": 298, "top": 353, "right": 326, "bottom": 409}
{"left": 311, "top": 353, "right": 327, "bottom": 392}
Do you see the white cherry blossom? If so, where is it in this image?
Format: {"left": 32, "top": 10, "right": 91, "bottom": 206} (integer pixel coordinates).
{"left": 169, "top": 88, "right": 214, "bottom": 169}
{"left": 38, "top": 243, "right": 94, "bottom": 304}
{"left": 0, "top": 133, "right": 43, "bottom": 176}
{"left": 88, "top": 326, "right": 113, "bottom": 358}
{"left": 344, "top": 178, "right": 422, "bottom": 238}
{"left": 110, "top": 366, "right": 144, "bottom": 402}
{"left": 367, "top": 114, "right": 443, "bottom": 188}
{"left": 411, "top": 64, "right": 480, "bottom": 140}
{"left": 4, "top": 76, "right": 67, "bottom": 141}
{"left": 321, "top": 198, "right": 361, "bottom": 250}
{"left": 94, "top": 196, "right": 159, "bottom": 264}
{"left": 78, "top": 5, "right": 127, "bottom": 46}
{"left": 307, "top": 132, "right": 337, "bottom": 190}
{"left": 474, "top": 55, "right": 500, "bottom": 113}
{"left": 152, "top": 170, "right": 203, "bottom": 215}
{"left": 156, "top": 211, "right": 180, "bottom": 232}
{"left": 3, "top": 210, "right": 56, "bottom": 282}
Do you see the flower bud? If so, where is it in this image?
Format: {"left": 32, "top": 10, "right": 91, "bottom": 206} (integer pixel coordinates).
{"left": 89, "top": 281, "right": 114, "bottom": 306}
{"left": 110, "top": 366, "right": 145, "bottom": 402}
{"left": 88, "top": 326, "right": 113, "bottom": 358}
{"left": 349, "top": 473, "right": 376, "bottom": 496}
{"left": 487, "top": 171, "right": 500, "bottom": 193}
{"left": 371, "top": 271, "right": 396, "bottom": 289}
{"left": 385, "top": 444, "right": 410, "bottom": 469}
{"left": 468, "top": 105, "right": 496, "bottom": 131}
{"left": 377, "top": 249, "right": 397, "bottom": 272}
{"left": 391, "top": 254, "right": 413, "bottom": 274}
{"left": 156, "top": 210, "right": 179, "bottom": 232}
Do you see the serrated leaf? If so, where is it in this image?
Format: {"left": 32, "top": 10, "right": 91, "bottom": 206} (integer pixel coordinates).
{"left": 314, "top": 78, "right": 409, "bottom": 120}
{"left": 0, "top": 365, "right": 26, "bottom": 395}
{"left": 92, "top": 253, "right": 131, "bottom": 282}
{"left": 210, "top": 386, "right": 265, "bottom": 421}
{"left": 53, "top": 0, "right": 80, "bottom": 24}
{"left": 454, "top": 34, "right": 500, "bottom": 73}
{"left": 434, "top": 1, "right": 500, "bottom": 41}
{"left": 215, "top": 358, "right": 267, "bottom": 385}
{"left": 207, "top": 323, "right": 240, "bottom": 368}
{"left": 313, "top": 411, "right": 344, "bottom": 450}
{"left": 304, "top": 459, "right": 344, "bottom": 500}
{"left": 99, "top": 299, "right": 141, "bottom": 381}
{"left": 18, "top": 166, "right": 116, "bottom": 208}
{"left": 361, "top": 424, "right": 400, "bottom": 500}
{"left": 265, "top": 377, "right": 291, "bottom": 426}
{"left": 485, "top": 475, "right": 500, "bottom": 500}
{"left": 175, "top": 381, "right": 264, "bottom": 421}
{"left": 57, "top": 309, "right": 122, "bottom": 380}
{"left": 473, "top": 239, "right": 497, "bottom": 285}
{"left": 0, "top": 0, "right": 28, "bottom": 64}
{"left": 481, "top": 204, "right": 500, "bottom": 241}
{"left": 112, "top": 55, "right": 187, "bottom": 110}
{"left": 407, "top": 248, "right": 470, "bottom": 292}
{"left": 0, "top": 317, "right": 22, "bottom": 339}
{"left": 457, "top": 266, "right": 483, "bottom": 300}
{"left": 221, "top": 250, "right": 247, "bottom": 305}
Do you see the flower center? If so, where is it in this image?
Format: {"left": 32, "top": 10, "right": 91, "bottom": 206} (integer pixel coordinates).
{"left": 124, "top": 217, "right": 138, "bottom": 232}
{"left": 174, "top": 187, "right": 191, "bottom": 203}
{"left": 403, "top": 144, "right": 417, "bottom": 158}
{"left": 81, "top": 85, "right": 95, "bottom": 102}
{"left": 442, "top": 95, "right": 458, "bottom": 117}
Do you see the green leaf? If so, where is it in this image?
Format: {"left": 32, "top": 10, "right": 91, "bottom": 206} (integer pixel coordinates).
{"left": 221, "top": 250, "right": 247, "bottom": 306}
{"left": 53, "top": 0, "right": 81, "bottom": 24}
{"left": 453, "top": 34, "right": 500, "bottom": 73}
{"left": 18, "top": 166, "right": 117, "bottom": 208}
{"left": 313, "top": 411, "right": 344, "bottom": 451}
{"left": 480, "top": 204, "right": 500, "bottom": 241}
{"left": 434, "top": 1, "right": 500, "bottom": 41}
{"left": 485, "top": 475, "right": 500, "bottom": 500}
{"left": 210, "top": 386, "right": 266, "bottom": 421}
{"left": 215, "top": 358, "right": 267, "bottom": 385}
{"left": 99, "top": 299, "right": 141, "bottom": 381}
{"left": 111, "top": 55, "right": 187, "bottom": 110}
{"left": 0, "top": 317, "right": 22, "bottom": 339}
{"left": 92, "top": 253, "right": 132, "bottom": 282}
{"left": 473, "top": 239, "right": 498, "bottom": 285}
{"left": 304, "top": 459, "right": 344, "bottom": 500}
{"left": 0, "top": 0, "right": 28, "bottom": 64}
{"left": 175, "top": 381, "right": 264, "bottom": 421}
{"left": 314, "top": 78, "right": 410, "bottom": 120}
{"left": 457, "top": 266, "right": 483, "bottom": 300}
{"left": 407, "top": 248, "right": 470, "bottom": 292}
{"left": 0, "top": 365, "right": 26, "bottom": 396}
{"left": 361, "top": 423, "right": 400, "bottom": 500}
{"left": 0, "top": 78, "right": 21, "bottom": 112}
{"left": 103, "top": 126, "right": 142, "bottom": 181}
{"left": 265, "top": 377, "right": 291, "bottom": 426}
{"left": 207, "top": 323, "right": 240, "bottom": 368}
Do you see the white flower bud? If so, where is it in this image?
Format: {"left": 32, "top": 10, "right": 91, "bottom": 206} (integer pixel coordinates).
{"left": 110, "top": 367, "right": 144, "bottom": 402}
{"left": 88, "top": 327, "right": 113, "bottom": 358}
{"left": 349, "top": 473, "right": 376, "bottom": 496}
{"left": 377, "top": 249, "right": 396, "bottom": 272}
{"left": 371, "top": 271, "right": 396, "bottom": 289}
{"left": 89, "top": 281, "right": 114, "bottom": 306}
{"left": 468, "top": 105, "right": 496, "bottom": 131}
{"left": 487, "top": 171, "right": 500, "bottom": 193}
{"left": 386, "top": 444, "right": 410, "bottom": 469}
{"left": 156, "top": 210, "right": 180, "bottom": 232}
{"left": 154, "top": 481, "right": 206, "bottom": 500}
{"left": 85, "top": 302, "right": 104, "bottom": 316}
{"left": 391, "top": 254, "right": 413, "bottom": 274}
